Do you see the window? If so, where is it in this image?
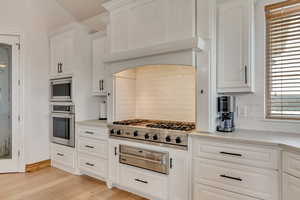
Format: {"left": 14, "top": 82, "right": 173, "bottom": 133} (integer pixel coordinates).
{"left": 265, "top": 0, "right": 300, "bottom": 120}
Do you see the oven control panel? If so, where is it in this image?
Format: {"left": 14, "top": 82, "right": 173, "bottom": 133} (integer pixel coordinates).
{"left": 108, "top": 125, "right": 188, "bottom": 149}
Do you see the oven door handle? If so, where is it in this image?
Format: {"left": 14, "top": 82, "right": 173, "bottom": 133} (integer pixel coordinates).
{"left": 120, "top": 153, "right": 164, "bottom": 164}
{"left": 50, "top": 113, "right": 74, "bottom": 118}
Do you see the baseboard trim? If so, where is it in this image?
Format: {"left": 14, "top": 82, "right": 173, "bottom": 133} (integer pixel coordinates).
{"left": 25, "top": 160, "right": 51, "bottom": 173}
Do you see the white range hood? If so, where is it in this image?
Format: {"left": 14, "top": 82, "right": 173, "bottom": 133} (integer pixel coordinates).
{"left": 102, "top": 0, "right": 213, "bottom": 132}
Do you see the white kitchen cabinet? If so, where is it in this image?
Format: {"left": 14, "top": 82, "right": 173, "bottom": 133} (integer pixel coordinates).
{"left": 192, "top": 137, "right": 280, "bottom": 200}
{"left": 77, "top": 124, "right": 109, "bottom": 181}
{"left": 49, "top": 23, "right": 91, "bottom": 78}
{"left": 283, "top": 173, "right": 300, "bottom": 200}
{"left": 168, "top": 149, "right": 190, "bottom": 200}
{"left": 217, "top": 0, "right": 255, "bottom": 93}
{"left": 91, "top": 33, "right": 107, "bottom": 96}
{"left": 50, "top": 30, "right": 74, "bottom": 76}
{"left": 51, "top": 143, "right": 77, "bottom": 174}
{"left": 108, "top": 139, "right": 120, "bottom": 185}
{"left": 194, "top": 183, "right": 259, "bottom": 200}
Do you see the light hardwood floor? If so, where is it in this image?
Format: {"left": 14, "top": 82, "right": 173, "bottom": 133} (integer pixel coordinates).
{"left": 0, "top": 167, "right": 148, "bottom": 200}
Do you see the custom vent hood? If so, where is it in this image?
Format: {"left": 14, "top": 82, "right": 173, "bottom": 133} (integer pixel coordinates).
{"left": 102, "top": 0, "right": 212, "bottom": 132}
{"left": 102, "top": 0, "right": 205, "bottom": 70}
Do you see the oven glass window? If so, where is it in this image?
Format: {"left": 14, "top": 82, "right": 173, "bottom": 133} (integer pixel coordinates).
{"left": 53, "top": 117, "right": 70, "bottom": 140}
{"left": 52, "top": 83, "right": 71, "bottom": 97}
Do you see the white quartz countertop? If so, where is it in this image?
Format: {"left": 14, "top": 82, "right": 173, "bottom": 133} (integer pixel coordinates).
{"left": 191, "top": 129, "right": 300, "bottom": 151}
{"left": 76, "top": 120, "right": 108, "bottom": 128}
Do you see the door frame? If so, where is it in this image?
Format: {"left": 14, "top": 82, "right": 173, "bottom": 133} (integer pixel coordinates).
{"left": 0, "top": 29, "right": 25, "bottom": 172}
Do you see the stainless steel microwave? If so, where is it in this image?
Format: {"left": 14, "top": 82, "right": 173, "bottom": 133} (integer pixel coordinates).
{"left": 50, "top": 77, "right": 72, "bottom": 102}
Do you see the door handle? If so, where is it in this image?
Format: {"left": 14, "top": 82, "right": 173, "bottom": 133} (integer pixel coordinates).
{"left": 220, "top": 152, "right": 242, "bottom": 157}
{"left": 220, "top": 174, "right": 242, "bottom": 181}
{"left": 85, "top": 145, "right": 95, "bottom": 149}
{"left": 244, "top": 65, "right": 248, "bottom": 84}
{"left": 85, "top": 162, "right": 95, "bottom": 167}
{"left": 114, "top": 146, "right": 117, "bottom": 156}
{"left": 85, "top": 131, "right": 94, "bottom": 135}
{"left": 57, "top": 153, "right": 64, "bottom": 157}
{"left": 170, "top": 158, "right": 173, "bottom": 169}
{"left": 134, "top": 178, "right": 148, "bottom": 184}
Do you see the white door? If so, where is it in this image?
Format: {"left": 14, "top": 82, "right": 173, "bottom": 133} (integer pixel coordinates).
{"left": 92, "top": 36, "right": 106, "bottom": 95}
{"left": 217, "top": 0, "right": 253, "bottom": 93}
{"left": 0, "top": 35, "right": 20, "bottom": 173}
{"left": 168, "top": 150, "right": 189, "bottom": 200}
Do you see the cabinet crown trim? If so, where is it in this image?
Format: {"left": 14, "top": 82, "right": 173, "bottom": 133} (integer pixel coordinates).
{"left": 103, "top": 37, "right": 205, "bottom": 64}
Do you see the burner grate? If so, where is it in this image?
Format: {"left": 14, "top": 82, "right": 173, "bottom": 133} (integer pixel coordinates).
{"left": 146, "top": 121, "right": 195, "bottom": 131}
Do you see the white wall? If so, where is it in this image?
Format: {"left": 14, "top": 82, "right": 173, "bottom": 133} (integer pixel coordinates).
{"left": 0, "top": 0, "right": 74, "bottom": 164}
{"left": 235, "top": 0, "right": 300, "bottom": 134}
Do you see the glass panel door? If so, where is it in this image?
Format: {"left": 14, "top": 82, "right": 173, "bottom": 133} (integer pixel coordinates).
{"left": 0, "top": 35, "right": 20, "bottom": 173}
{"left": 0, "top": 43, "right": 12, "bottom": 159}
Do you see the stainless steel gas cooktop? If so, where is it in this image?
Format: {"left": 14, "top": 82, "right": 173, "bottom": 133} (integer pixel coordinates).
{"left": 108, "top": 119, "right": 196, "bottom": 150}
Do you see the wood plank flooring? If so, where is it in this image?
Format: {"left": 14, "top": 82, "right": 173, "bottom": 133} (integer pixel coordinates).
{"left": 0, "top": 167, "right": 148, "bottom": 200}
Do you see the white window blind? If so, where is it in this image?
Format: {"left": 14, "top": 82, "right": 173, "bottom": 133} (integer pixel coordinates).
{"left": 265, "top": 0, "right": 300, "bottom": 120}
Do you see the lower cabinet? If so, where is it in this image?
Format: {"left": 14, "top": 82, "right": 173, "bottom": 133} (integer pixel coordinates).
{"left": 51, "top": 143, "right": 77, "bottom": 174}
{"left": 108, "top": 139, "right": 190, "bottom": 200}
{"left": 192, "top": 137, "right": 280, "bottom": 200}
{"left": 119, "top": 165, "right": 168, "bottom": 200}
{"left": 283, "top": 173, "right": 300, "bottom": 200}
{"left": 77, "top": 124, "right": 108, "bottom": 181}
{"left": 194, "top": 184, "right": 258, "bottom": 200}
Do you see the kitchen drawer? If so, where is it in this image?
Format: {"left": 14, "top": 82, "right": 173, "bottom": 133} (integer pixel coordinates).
{"left": 119, "top": 165, "right": 168, "bottom": 200}
{"left": 78, "top": 126, "right": 107, "bottom": 140}
{"left": 193, "top": 158, "right": 279, "bottom": 200}
{"left": 51, "top": 143, "right": 75, "bottom": 169}
{"left": 193, "top": 139, "right": 279, "bottom": 169}
{"left": 194, "top": 183, "right": 259, "bottom": 200}
{"left": 78, "top": 137, "right": 108, "bottom": 158}
{"left": 283, "top": 173, "right": 300, "bottom": 200}
{"left": 78, "top": 153, "right": 107, "bottom": 179}
{"left": 283, "top": 152, "right": 300, "bottom": 178}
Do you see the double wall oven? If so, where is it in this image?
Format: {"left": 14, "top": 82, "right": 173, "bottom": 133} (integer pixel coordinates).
{"left": 50, "top": 77, "right": 75, "bottom": 147}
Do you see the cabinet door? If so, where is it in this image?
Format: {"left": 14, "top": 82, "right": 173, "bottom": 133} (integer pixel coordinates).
{"left": 50, "top": 36, "right": 63, "bottom": 76}
{"left": 50, "top": 31, "right": 74, "bottom": 76}
{"left": 217, "top": 0, "right": 254, "bottom": 93}
{"left": 108, "top": 140, "right": 119, "bottom": 184}
{"left": 168, "top": 150, "right": 189, "bottom": 200}
{"left": 92, "top": 36, "right": 106, "bottom": 96}
{"left": 283, "top": 173, "right": 300, "bottom": 200}
{"left": 60, "top": 31, "right": 74, "bottom": 75}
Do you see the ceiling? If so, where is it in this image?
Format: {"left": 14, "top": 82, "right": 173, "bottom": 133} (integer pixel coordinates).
{"left": 56, "top": 0, "right": 109, "bottom": 21}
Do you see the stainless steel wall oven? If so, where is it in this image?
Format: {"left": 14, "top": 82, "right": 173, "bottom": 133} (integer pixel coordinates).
{"left": 50, "top": 103, "right": 75, "bottom": 147}
{"left": 119, "top": 145, "right": 169, "bottom": 174}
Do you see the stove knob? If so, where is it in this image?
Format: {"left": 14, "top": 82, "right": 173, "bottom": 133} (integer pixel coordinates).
{"left": 145, "top": 134, "right": 150, "bottom": 139}
{"left": 165, "top": 136, "right": 171, "bottom": 142}
{"left": 175, "top": 137, "right": 182, "bottom": 144}
{"left": 153, "top": 134, "right": 158, "bottom": 140}
{"left": 133, "top": 131, "right": 139, "bottom": 137}
{"left": 110, "top": 129, "right": 115, "bottom": 134}
{"left": 117, "top": 130, "right": 121, "bottom": 135}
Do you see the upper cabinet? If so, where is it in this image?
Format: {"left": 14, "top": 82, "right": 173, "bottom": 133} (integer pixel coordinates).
{"left": 103, "top": 0, "right": 195, "bottom": 54}
{"left": 49, "top": 23, "right": 91, "bottom": 78}
{"left": 217, "top": 0, "right": 255, "bottom": 93}
{"left": 50, "top": 30, "right": 75, "bottom": 76}
{"left": 91, "top": 32, "right": 107, "bottom": 96}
